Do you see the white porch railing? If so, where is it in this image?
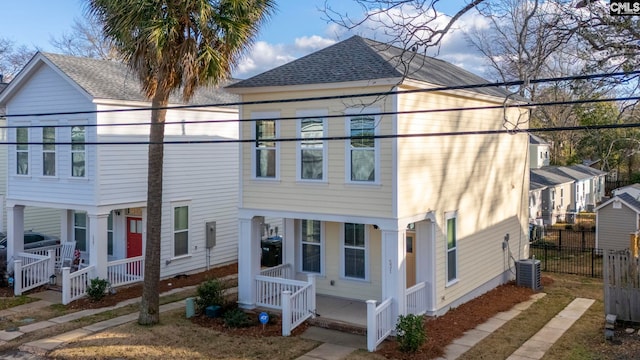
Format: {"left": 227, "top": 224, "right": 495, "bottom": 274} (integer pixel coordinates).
{"left": 62, "top": 265, "right": 95, "bottom": 305}
{"left": 259, "top": 263, "right": 293, "bottom": 279}
{"left": 366, "top": 298, "right": 394, "bottom": 352}
{"left": 282, "top": 275, "right": 316, "bottom": 336}
{"left": 406, "top": 281, "right": 428, "bottom": 315}
{"left": 255, "top": 275, "right": 309, "bottom": 309}
{"left": 24, "top": 244, "right": 62, "bottom": 268}
{"left": 107, "top": 256, "right": 144, "bottom": 288}
{"left": 13, "top": 250, "right": 55, "bottom": 295}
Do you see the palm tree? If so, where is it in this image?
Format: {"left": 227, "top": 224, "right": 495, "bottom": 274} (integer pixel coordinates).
{"left": 86, "top": 0, "right": 275, "bottom": 325}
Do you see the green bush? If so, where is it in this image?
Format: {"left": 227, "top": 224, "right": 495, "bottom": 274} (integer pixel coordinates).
{"left": 223, "top": 308, "right": 252, "bottom": 328}
{"left": 396, "top": 314, "right": 426, "bottom": 353}
{"left": 86, "top": 278, "right": 109, "bottom": 301}
{"left": 195, "top": 278, "right": 226, "bottom": 312}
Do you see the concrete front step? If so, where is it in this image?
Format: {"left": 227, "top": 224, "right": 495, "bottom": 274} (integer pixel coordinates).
{"left": 307, "top": 316, "right": 367, "bottom": 336}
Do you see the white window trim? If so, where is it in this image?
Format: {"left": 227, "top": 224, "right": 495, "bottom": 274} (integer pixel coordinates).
{"left": 71, "top": 125, "right": 87, "bottom": 178}
{"left": 252, "top": 111, "right": 280, "bottom": 180}
{"left": 340, "top": 223, "right": 369, "bottom": 281}
{"left": 42, "top": 126, "right": 57, "bottom": 177}
{"left": 298, "top": 220, "right": 325, "bottom": 275}
{"left": 296, "top": 109, "right": 328, "bottom": 182}
{"left": 344, "top": 108, "right": 380, "bottom": 184}
{"left": 171, "top": 201, "right": 191, "bottom": 258}
{"left": 73, "top": 211, "right": 88, "bottom": 252}
{"left": 445, "top": 211, "right": 458, "bottom": 287}
{"left": 14, "top": 125, "right": 30, "bottom": 177}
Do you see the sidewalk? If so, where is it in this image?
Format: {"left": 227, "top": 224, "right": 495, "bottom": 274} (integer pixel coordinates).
{"left": 2, "top": 286, "right": 595, "bottom": 360}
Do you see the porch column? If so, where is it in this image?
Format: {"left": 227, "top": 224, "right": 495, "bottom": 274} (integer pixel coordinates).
{"left": 283, "top": 218, "right": 295, "bottom": 269}
{"left": 60, "top": 210, "right": 73, "bottom": 242}
{"left": 380, "top": 227, "right": 406, "bottom": 319}
{"left": 238, "top": 216, "right": 262, "bottom": 309}
{"left": 88, "top": 213, "right": 109, "bottom": 280}
{"left": 6, "top": 205, "right": 25, "bottom": 272}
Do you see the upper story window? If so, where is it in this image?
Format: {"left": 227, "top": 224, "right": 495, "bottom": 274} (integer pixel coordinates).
{"left": 42, "top": 127, "right": 56, "bottom": 176}
{"left": 348, "top": 114, "right": 377, "bottom": 182}
{"left": 255, "top": 117, "right": 277, "bottom": 178}
{"left": 71, "top": 126, "right": 86, "bottom": 177}
{"left": 298, "top": 112, "right": 326, "bottom": 181}
{"left": 16, "top": 127, "right": 29, "bottom": 175}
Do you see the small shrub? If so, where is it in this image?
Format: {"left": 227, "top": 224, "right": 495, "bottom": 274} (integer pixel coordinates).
{"left": 195, "top": 278, "right": 225, "bottom": 312}
{"left": 396, "top": 314, "right": 426, "bottom": 353}
{"left": 224, "top": 308, "right": 252, "bottom": 328}
{"left": 86, "top": 278, "right": 109, "bottom": 301}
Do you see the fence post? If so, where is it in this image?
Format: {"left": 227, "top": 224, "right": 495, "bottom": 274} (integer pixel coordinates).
{"left": 558, "top": 230, "right": 563, "bottom": 249}
{"left": 282, "top": 290, "right": 292, "bottom": 336}
{"left": 62, "top": 267, "right": 71, "bottom": 305}
{"left": 367, "top": 299, "right": 377, "bottom": 352}
{"left": 13, "top": 259, "right": 22, "bottom": 296}
{"left": 307, "top": 274, "right": 316, "bottom": 318}
{"left": 581, "top": 231, "right": 586, "bottom": 251}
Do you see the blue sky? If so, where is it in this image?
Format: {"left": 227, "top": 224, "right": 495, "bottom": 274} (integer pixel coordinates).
{"left": 0, "top": 1, "right": 487, "bottom": 78}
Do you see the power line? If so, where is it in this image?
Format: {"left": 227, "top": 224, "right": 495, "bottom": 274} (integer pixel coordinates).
{"left": 3, "top": 70, "right": 639, "bottom": 119}
{"left": 2, "top": 94, "right": 638, "bottom": 130}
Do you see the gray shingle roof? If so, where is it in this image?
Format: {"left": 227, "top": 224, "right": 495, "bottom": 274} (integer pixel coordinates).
{"left": 541, "top": 166, "right": 593, "bottom": 181}
{"left": 41, "top": 52, "right": 238, "bottom": 106}
{"left": 530, "top": 168, "right": 574, "bottom": 187}
{"left": 612, "top": 193, "right": 640, "bottom": 213}
{"left": 228, "top": 36, "right": 514, "bottom": 99}
{"left": 529, "top": 134, "right": 549, "bottom": 145}
{"left": 568, "top": 164, "right": 607, "bottom": 177}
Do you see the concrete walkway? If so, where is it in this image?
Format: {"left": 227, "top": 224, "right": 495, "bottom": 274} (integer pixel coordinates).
{"left": 1, "top": 287, "right": 594, "bottom": 360}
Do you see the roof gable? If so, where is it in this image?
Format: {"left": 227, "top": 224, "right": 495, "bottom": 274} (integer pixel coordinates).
{"left": 596, "top": 193, "right": 640, "bottom": 214}
{"left": 0, "top": 52, "right": 237, "bottom": 107}
{"left": 228, "top": 35, "right": 513, "bottom": 99}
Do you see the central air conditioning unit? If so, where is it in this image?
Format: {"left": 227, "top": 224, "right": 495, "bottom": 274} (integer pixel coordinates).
{"left": 516, "top": 258, "right": 542, "bottom": 291}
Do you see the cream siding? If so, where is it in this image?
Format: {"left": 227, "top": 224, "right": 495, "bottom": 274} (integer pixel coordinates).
{"left": 397, "top": 89, "right": 529, "bottom": 311}
{"left": 239, "top": 87, "right": 394, "bottom": 218}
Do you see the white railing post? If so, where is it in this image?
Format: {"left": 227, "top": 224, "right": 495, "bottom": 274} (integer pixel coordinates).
{"left": 47, "top": 249, "right": 55, "bottom": 277}
{"left": 13, "top": 259, "right": 23, "bottom": 296}
{"left": 366, "top": 299, "right": 377, "bottom": 352}
{"left": 62, "top": 267, "right": 71, "bottom": 305}
{"left": 282, "top": 290, "right": 292, "bottom": 336}
{"left": 307, "top": 274, "right": 316, "bottom": 318}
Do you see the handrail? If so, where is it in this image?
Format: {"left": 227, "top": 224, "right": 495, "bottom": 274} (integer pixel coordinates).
{"left": 367, "top": 298, "right": 394, "bottom": 352}
{"left": 406, "top": 281, "right": 428, "bottom": 315}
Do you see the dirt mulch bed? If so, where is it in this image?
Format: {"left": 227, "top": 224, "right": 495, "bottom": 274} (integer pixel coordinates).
{"left": 190, "top": 308, "right": 309, "bottom": 337}
{"left": 66, "top": 263, "right": 237, "bottom": 310}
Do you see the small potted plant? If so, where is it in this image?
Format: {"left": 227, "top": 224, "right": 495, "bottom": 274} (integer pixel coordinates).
{"left": 72, "top": 249, "right": 81, "bottom": 271}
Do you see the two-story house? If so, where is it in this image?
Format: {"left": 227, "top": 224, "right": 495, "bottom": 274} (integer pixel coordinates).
{"left": 529, "top": 134, "right": 550, "bottom": 168}
{"left": 226, "top": 36, "right": 530, "bottom": 343}
{"left": 0, "top": 53, "right": 240, "bottom": 301}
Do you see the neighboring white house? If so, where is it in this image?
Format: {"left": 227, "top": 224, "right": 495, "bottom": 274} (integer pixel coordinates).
{"left": 542, "top": 165, "right": 606, "bottom": 213}
{"left": 530, "top": 168, "right": 574, "bottom": 225}
{"left": 595, "top": 193, "right": 640, "bottom": 251}
{"left": 529, "top": 134, "right": 550, "bottom": 169}
{"left": 612, "top": 183, "right": 640, "bottom": 200}
{"left": 226, "top": 36, "right": 530, "bottom": 346}
{"left": 0, "top": 52, "right": 240, "bottom": 299}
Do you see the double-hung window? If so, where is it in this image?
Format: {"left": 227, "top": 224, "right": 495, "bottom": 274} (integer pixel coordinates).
{"left": 71, "top": 126, "right": 86, "bottom": 177}
{"left": 299, "top": 114, "right": 326, "bottom": 180}
{"left": 42, "top": 127, "right": 56, "bottom": 176}
{"left": 343, "top": 223, "right": 367, "bottom": 279}
{"left": 173, "top": 204, "right": 189, "bottom": 257}
{"left": 16, "top": 127, "right": 29, "bottom": 175}
{"left": 301, "top": 220, "right": 322, "bottom": 273}
{"left": 445, "top": 213, "right": 458, "bottom": 284}
{"left": 74, "top": 211, "right": 87, "bottom": 252}
{"left": 255, "top": 117, "right": 277, "bottom": 178}
{"left": 107, "top": 212, "right": 114, "bottom": 256}
{"left": 348, "top": 114, "right": 377, "bottom": 182}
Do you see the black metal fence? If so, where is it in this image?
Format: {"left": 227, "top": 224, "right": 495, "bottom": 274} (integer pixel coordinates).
{"left": 530, "top": 227, "right": 601, "bottom": 277}
{"left": 530, "top": 244, "right": 602, "bottom": 278}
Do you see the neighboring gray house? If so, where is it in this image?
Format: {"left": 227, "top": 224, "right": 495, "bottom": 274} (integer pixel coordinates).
{"left": 531, "top": 168, "right": 574, "bottom": 225}
{"left": 529, "top": 134, "right": 550, "bottom": 169}
{"left": 595, "top": 193, "right": 640, "bottom": 251}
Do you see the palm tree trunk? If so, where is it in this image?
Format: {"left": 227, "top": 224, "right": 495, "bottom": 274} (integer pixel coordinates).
{"left": 139, "top": 93, "right": 168, "bottom": 325}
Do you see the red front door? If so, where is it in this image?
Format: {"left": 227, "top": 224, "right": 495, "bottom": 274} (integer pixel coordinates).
{"left": 126, "top": 217, "right": 143, "bottom": 258}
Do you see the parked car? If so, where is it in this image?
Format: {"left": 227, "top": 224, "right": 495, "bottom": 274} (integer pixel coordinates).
{"left": 0, "top": 231, "right": 60, "bottom": 269}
